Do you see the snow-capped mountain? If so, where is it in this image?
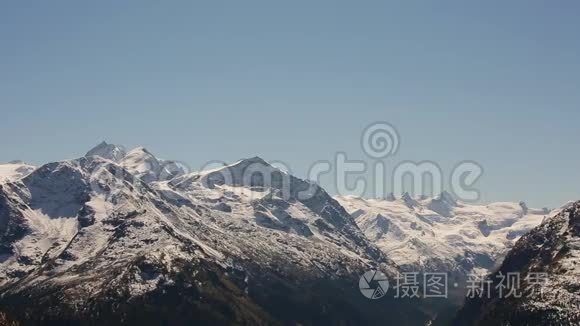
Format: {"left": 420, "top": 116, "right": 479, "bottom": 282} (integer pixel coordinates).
{"left": 118, "top": 147, "right": 187, "bottom": 184}
{"left": 2, "top": 142, "right": 570, "bottom": 325}
{"left": 335, "top": 193, "right": 551, "bottom": 283}
{"left": 0, "top": 143, "right": 424, "bottom": 325}
{"left": 0, "top": 161, "right": 35, "bottom": 184}
{"left": 85, "top": 141, "right": 127, "bottom": 162}
{"left": 454, "top": 201, "right": 580, "bottom": 325}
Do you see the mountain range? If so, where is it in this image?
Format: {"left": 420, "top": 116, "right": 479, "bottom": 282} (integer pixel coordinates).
{"left": 0, "top": 142, "right": 577, "bottom": 325}
{"left": 336, "top": 194, "right": 553, "bottom": 294}
{"left": 0, "top": 143, "right": 418, "bottom": 325}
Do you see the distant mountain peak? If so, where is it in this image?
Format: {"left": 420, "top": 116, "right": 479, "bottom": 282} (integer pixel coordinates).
{"left": 8, "top": 160, "right": 26, "bottom": 165}
{"left": 195, "top": 156, "right": 278, "bottom": 186}
{"left": 120, "top": 147, "right": 162, "bottom": 183}
{"left": 401, "top": 192, "right": 418, "bottom": 208}
{"left": 438, "top": 190, "right": 455, "bottom": 201}
{"left": 128, "top": 146, "right": 152, "bottom": 154}
{"left": 85, "top": 141, "right": 126, "bottom": 162}
{"left": 0, "top": 161, "right": 36, "bottom": 183}
{"left": 519, "top": 200, "right": 529, "bottom": 214}
{"left": 427, "top": 191, "right": 457, "bottom": 217}
{"left": 232, "top": 156, "right": 271, "bottom": 168}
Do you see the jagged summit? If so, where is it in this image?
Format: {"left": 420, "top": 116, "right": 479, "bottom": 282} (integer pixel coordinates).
{"left": 519, "top": 200, "right": 529, "bottom": 214}
{"left": 234, "top": 156, "right": 270, "bottom": 166}
{"left": 85, "top": 141, "right": 126, "bottom": 162}
{"left": 110, "top": 146, "right": 186, "bottom": 184}
{"left": 427, "top": 191, "right": 457, "bottom": 217}
{"left": 119, "top": 147, "right": 161, "bottom": 183}
{"left": 189, "top": 155, "right": 293, "bottom": 191}
{"left": 84, "top": 142, "right": 276, "bottom": 188}
{"left": 169, "top": 155, "right": 276, "bottom": 190}
{"left": 208, "top": 156, "right": 274, "bottom": 175}
{"left": 401, "top": 192, "right": 418, "bottom": 208}
{"left": 436, "top": 190, "right": 456, "bottom": 205}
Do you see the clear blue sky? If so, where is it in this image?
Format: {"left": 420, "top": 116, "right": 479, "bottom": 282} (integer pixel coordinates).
{"left": 1, "top": 1, "right": 579, "bottom": 208}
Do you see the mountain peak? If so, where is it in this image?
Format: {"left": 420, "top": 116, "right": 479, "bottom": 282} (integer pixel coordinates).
{"left": 120, "top": 147, "right": 161, "bottom": 183}
{"left": 196, "top": 156, "right": 280, "bottom": 189}
{"left": 436, "top": 190, "right": 457, "bottom": 206}
{"left": 0, "top": 149, "right": 410, "bottom": 325}
{"left": 117, "top": 147, "right": 186, "bottom": 183}
{"left": 8, "top": 160, "right": 26, "bottom": 165}
{"left": 519, "top": 200, "right": 529, "bottom": 214}
{"left": 401, "top": 192, "right": 418, "bottom": 208}
{"left": 85, "top": 141, "right": 126, "bottom": 162}
{"left": 234, "top": 156, "right": 270, "bottom": 167}
{"left": 126, "top": 146, "right": 153, "bottom": 156}
{"left": 426, "top": 191, "right": 457, "bottom": 217}
{"left": 0, "top": 161, "right": 36, "bottom": 183}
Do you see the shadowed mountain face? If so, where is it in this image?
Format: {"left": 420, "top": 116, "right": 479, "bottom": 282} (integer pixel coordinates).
{"left": 0, "top": 144, "right": 428, "bottom": 325}
{"left": 453, "top": 201, "right": 580, "bottom": 326}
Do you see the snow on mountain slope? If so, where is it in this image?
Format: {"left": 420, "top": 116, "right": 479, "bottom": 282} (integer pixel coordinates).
{"left": 119, "top": 147, "right": 162, "bottom": 183}
{"left": 118, "top": 146, "right": 187, "bottom": 183}
{"left": 0, "top": 147, "right": 423, "bottom": 325}
{"left": 454, "top": 201, "right": 580, "bottom": 325}
{"left": 84, "top": 141, "right": 188, "bottom": 185}
{"left": 335, "top": 193, "right": 551, "bottom": 279}
{"left": 162, "top": 156, "right": 387, "bottom": 264}
{"left": 0, "top": 162, "right": 35, "bottom": 184}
